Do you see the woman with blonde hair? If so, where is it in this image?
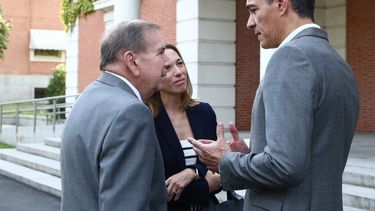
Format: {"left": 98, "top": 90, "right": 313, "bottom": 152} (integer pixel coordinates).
{"left": 146, "top": 44, "right": 221, "bottom": 211}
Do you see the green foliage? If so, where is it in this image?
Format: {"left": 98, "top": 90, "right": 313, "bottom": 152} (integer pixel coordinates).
{"left": 60, "top": 0, "right": 97, "bottom": 32}
{"left": 45, "top": 64, "right": 66, "bottom": 119}
{"left": 0, "top": 141, "right": 14, "bottom": 148}
{"left": 45, "top": 64, "right": 66, "bottom": 100}
{"left": 0, "top": 5, "right": 11, "bottom": 59}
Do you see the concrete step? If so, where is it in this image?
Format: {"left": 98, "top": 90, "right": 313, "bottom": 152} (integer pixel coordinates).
{"left": 344, "top": 165, "right": 375, "bottom": 188}
{"left": 0, "top": 159, "right": 61, "bottom": 197}
{"left": 343, "top": 206, "right": 369, "bottom": 211}
{"left": 44, "top": 137, "right": 61, "bottom": 148}
{"left": 343, "top": 184, "right": 375, "bottom": 210}
{"left": 347, "top": 158, "right": 375, "bottom": 170}
{"left": 17, "top": 143, "right": 60, "bottom": 161}
{"left": 0, "top": 148, "right": 60, "bottom": 177}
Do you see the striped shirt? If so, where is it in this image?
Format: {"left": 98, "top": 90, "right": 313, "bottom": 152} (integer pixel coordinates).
{"left": 180, "top": 140, "right": 200, "bottom": 211}
{"left": 180, "top": 140, "right": 198, "bottom": 166}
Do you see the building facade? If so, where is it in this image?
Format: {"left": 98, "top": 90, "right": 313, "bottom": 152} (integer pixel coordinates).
{"left": 0, "top": 0, "right": 66, "bottom": 102}
{"left": 66, "top": 0, "right": 375, "bottom": 132}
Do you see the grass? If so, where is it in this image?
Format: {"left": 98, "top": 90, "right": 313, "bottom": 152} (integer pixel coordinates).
{"left": 0, "top": 141, "right": 14, "bottom": 148}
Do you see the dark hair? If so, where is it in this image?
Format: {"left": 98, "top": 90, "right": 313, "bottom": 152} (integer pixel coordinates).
{"left": 99, "top": 20, "right": 160, "bottom": 70}
{"left": 146, "top": 44, "right": 198, "bottom": 117}
{"left": 266, "top": 0, "right": 315, "bottom": 21}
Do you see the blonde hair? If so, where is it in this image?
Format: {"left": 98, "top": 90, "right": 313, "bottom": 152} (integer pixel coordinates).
{"left": 146, "top": 44, "right": 198, "bottom": 117}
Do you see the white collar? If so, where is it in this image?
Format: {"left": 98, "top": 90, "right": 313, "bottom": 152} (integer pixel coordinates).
{"left": 104, "top": 71, "right": 143, "bottom": 102}
{"left": 279, "top": 23, "right": 320, "bottom": 48}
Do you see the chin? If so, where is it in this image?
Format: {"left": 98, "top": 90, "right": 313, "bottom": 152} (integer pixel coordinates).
{"left": 260, "top": 42, "right": 272, "bottom": 49}
{"left": 261, "top": 40, "right": 280, "bottom": 49}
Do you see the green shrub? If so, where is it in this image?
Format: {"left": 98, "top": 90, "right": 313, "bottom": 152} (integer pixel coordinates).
{"left": 45, "top": 64, "right": 66, "bottom": 119}
{"left": 0, "top": 5, "right": 11, "bottom": 59}
{"left": 45, "top": 64, "right": 66, "bottom": 99}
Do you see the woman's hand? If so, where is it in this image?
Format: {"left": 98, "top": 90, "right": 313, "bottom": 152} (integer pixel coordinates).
{"left": 205, "top": 171, "right": 221, "bottom": 193}
{"left": 165, "top": 168, "right": 198, "bottom": 202}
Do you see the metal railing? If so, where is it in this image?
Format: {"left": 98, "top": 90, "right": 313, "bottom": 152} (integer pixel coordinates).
{"left": 0, "top": 95, "right": 80, "bottom": 136}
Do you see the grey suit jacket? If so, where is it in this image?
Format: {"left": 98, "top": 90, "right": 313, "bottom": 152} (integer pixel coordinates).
{"left": 220, "top": 28, "right": 359, "bottom": 210}
{"left": 61, "top": 72, "right": 167, "bottom": 211}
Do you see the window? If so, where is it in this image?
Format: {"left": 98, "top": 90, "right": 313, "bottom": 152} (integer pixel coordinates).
{"left": 29, "top": 29, "right": 67, "bottom": 62}
{"left": 34, "top": 49, "right": 61, "bottom": 57}
{"left": 34, "top": 88, "right": 47, "bottom": 99}
{"left": 30, "top": 49, "right": 65, "bottom": 62}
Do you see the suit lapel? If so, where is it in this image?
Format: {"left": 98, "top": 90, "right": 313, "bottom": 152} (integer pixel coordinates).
{"left": 155, "top": 104, "right": 186, "bottom": 168}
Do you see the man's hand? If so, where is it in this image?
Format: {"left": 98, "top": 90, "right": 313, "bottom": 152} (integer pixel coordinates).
{"left": 227, "top": 122, "right": 250, "bottom": 153}
{"left": 188, "top": 122, "right": 231, "bottom": 173}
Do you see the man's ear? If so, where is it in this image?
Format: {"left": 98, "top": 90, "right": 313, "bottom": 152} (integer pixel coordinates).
{"left": 275, "top": 0, "right": 288, "bottom": 15}
{"left": 124, "top": 51, "right": 140, "bottom": 77}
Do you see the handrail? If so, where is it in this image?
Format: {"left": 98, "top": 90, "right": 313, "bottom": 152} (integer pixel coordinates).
{"left": 0, "top": 95, "right": 80, "bottom": 106}
{"left": 0, "top": 94, "right": 80, "bottom": 136}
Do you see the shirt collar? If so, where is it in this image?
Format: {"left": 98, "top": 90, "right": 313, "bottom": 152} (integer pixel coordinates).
{"left": 279, "top": 23, "right": 320, "bottom": 48}
{"left": 104, "top": 71, "right": 143, "bottom": 102}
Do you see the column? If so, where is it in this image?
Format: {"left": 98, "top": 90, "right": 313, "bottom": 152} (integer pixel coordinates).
{"left": 114, "top": 0, "right": 140, "bottom": 23}
{"left": 176, "top": 0, "right": 236, "bottom": 124}
{"left": 65, "top": 20, "right": 79, "bottom": 114}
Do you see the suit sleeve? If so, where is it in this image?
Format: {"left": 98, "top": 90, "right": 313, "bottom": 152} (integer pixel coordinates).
{"left": 99, "top": 102, "right": 164, "bottom": 210}
{"left": 220, "top": 46, "right": 316, "bottom": 190}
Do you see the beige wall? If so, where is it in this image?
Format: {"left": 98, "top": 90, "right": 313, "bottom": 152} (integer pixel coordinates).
{"left": 315, "top": 0, "right": 346, "bottom": 59}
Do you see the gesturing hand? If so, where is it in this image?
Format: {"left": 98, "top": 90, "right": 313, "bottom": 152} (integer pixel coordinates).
{"left": 188, "top": 122, "right": 231, "bottom": 173}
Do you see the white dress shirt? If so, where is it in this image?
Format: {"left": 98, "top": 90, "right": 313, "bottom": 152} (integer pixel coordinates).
{"left": 104, "top": 71, "right": 143, "bottom": 101}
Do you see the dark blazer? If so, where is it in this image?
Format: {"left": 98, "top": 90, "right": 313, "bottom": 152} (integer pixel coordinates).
{"left": 61, "top": 72, "right": 167, "bottom": 211}
{"left": 154, "top": 102, "right": 217, "bottom": 211}
{"left": 220, "top": 27, "right": 359, "bottom": 210}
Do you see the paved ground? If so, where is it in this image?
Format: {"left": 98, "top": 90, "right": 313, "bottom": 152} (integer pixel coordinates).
{"left": 0, "top": 174, "right": 60, "bottom": 211}
{"left": 0, "top": 132, "right": 373, "bottom": 210}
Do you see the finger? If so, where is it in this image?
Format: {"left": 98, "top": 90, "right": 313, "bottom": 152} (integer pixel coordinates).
{"left": 168, "top": 191, "right": 174, "bottom": 202}
{"left": 216, "top": 122, "right": 225, "bottom": 142}
{"left": 167, "top": 184, "right": 173, "bottom": 194}
{"left": 165, "top": 180, "right": 169, "bottom": 187}
{"left": 174, "top": 189, "right": 182, "bottom": 201}
{"left": 167, "top": 187, "right": 174, "bottom": 202}
{"left": 228, "top": 122, "right": 241, "bottom": 141}
{"left": 188, "top": 137, "right": 206, "bottom": 149}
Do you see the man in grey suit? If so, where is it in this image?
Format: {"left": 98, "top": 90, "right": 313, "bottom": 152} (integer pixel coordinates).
{"left": 189, "top": 0, "right": 359, "bottom": 210}
{"left": 61, "top": 20, "right": 168, "bottom": 211}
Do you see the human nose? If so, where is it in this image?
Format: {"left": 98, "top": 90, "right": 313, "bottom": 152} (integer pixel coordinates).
{"left": 247, "top": 14, "right": 255, "bottom": 29}
{"left": 173, "top": 65, "right": 183, "bottom": 76}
